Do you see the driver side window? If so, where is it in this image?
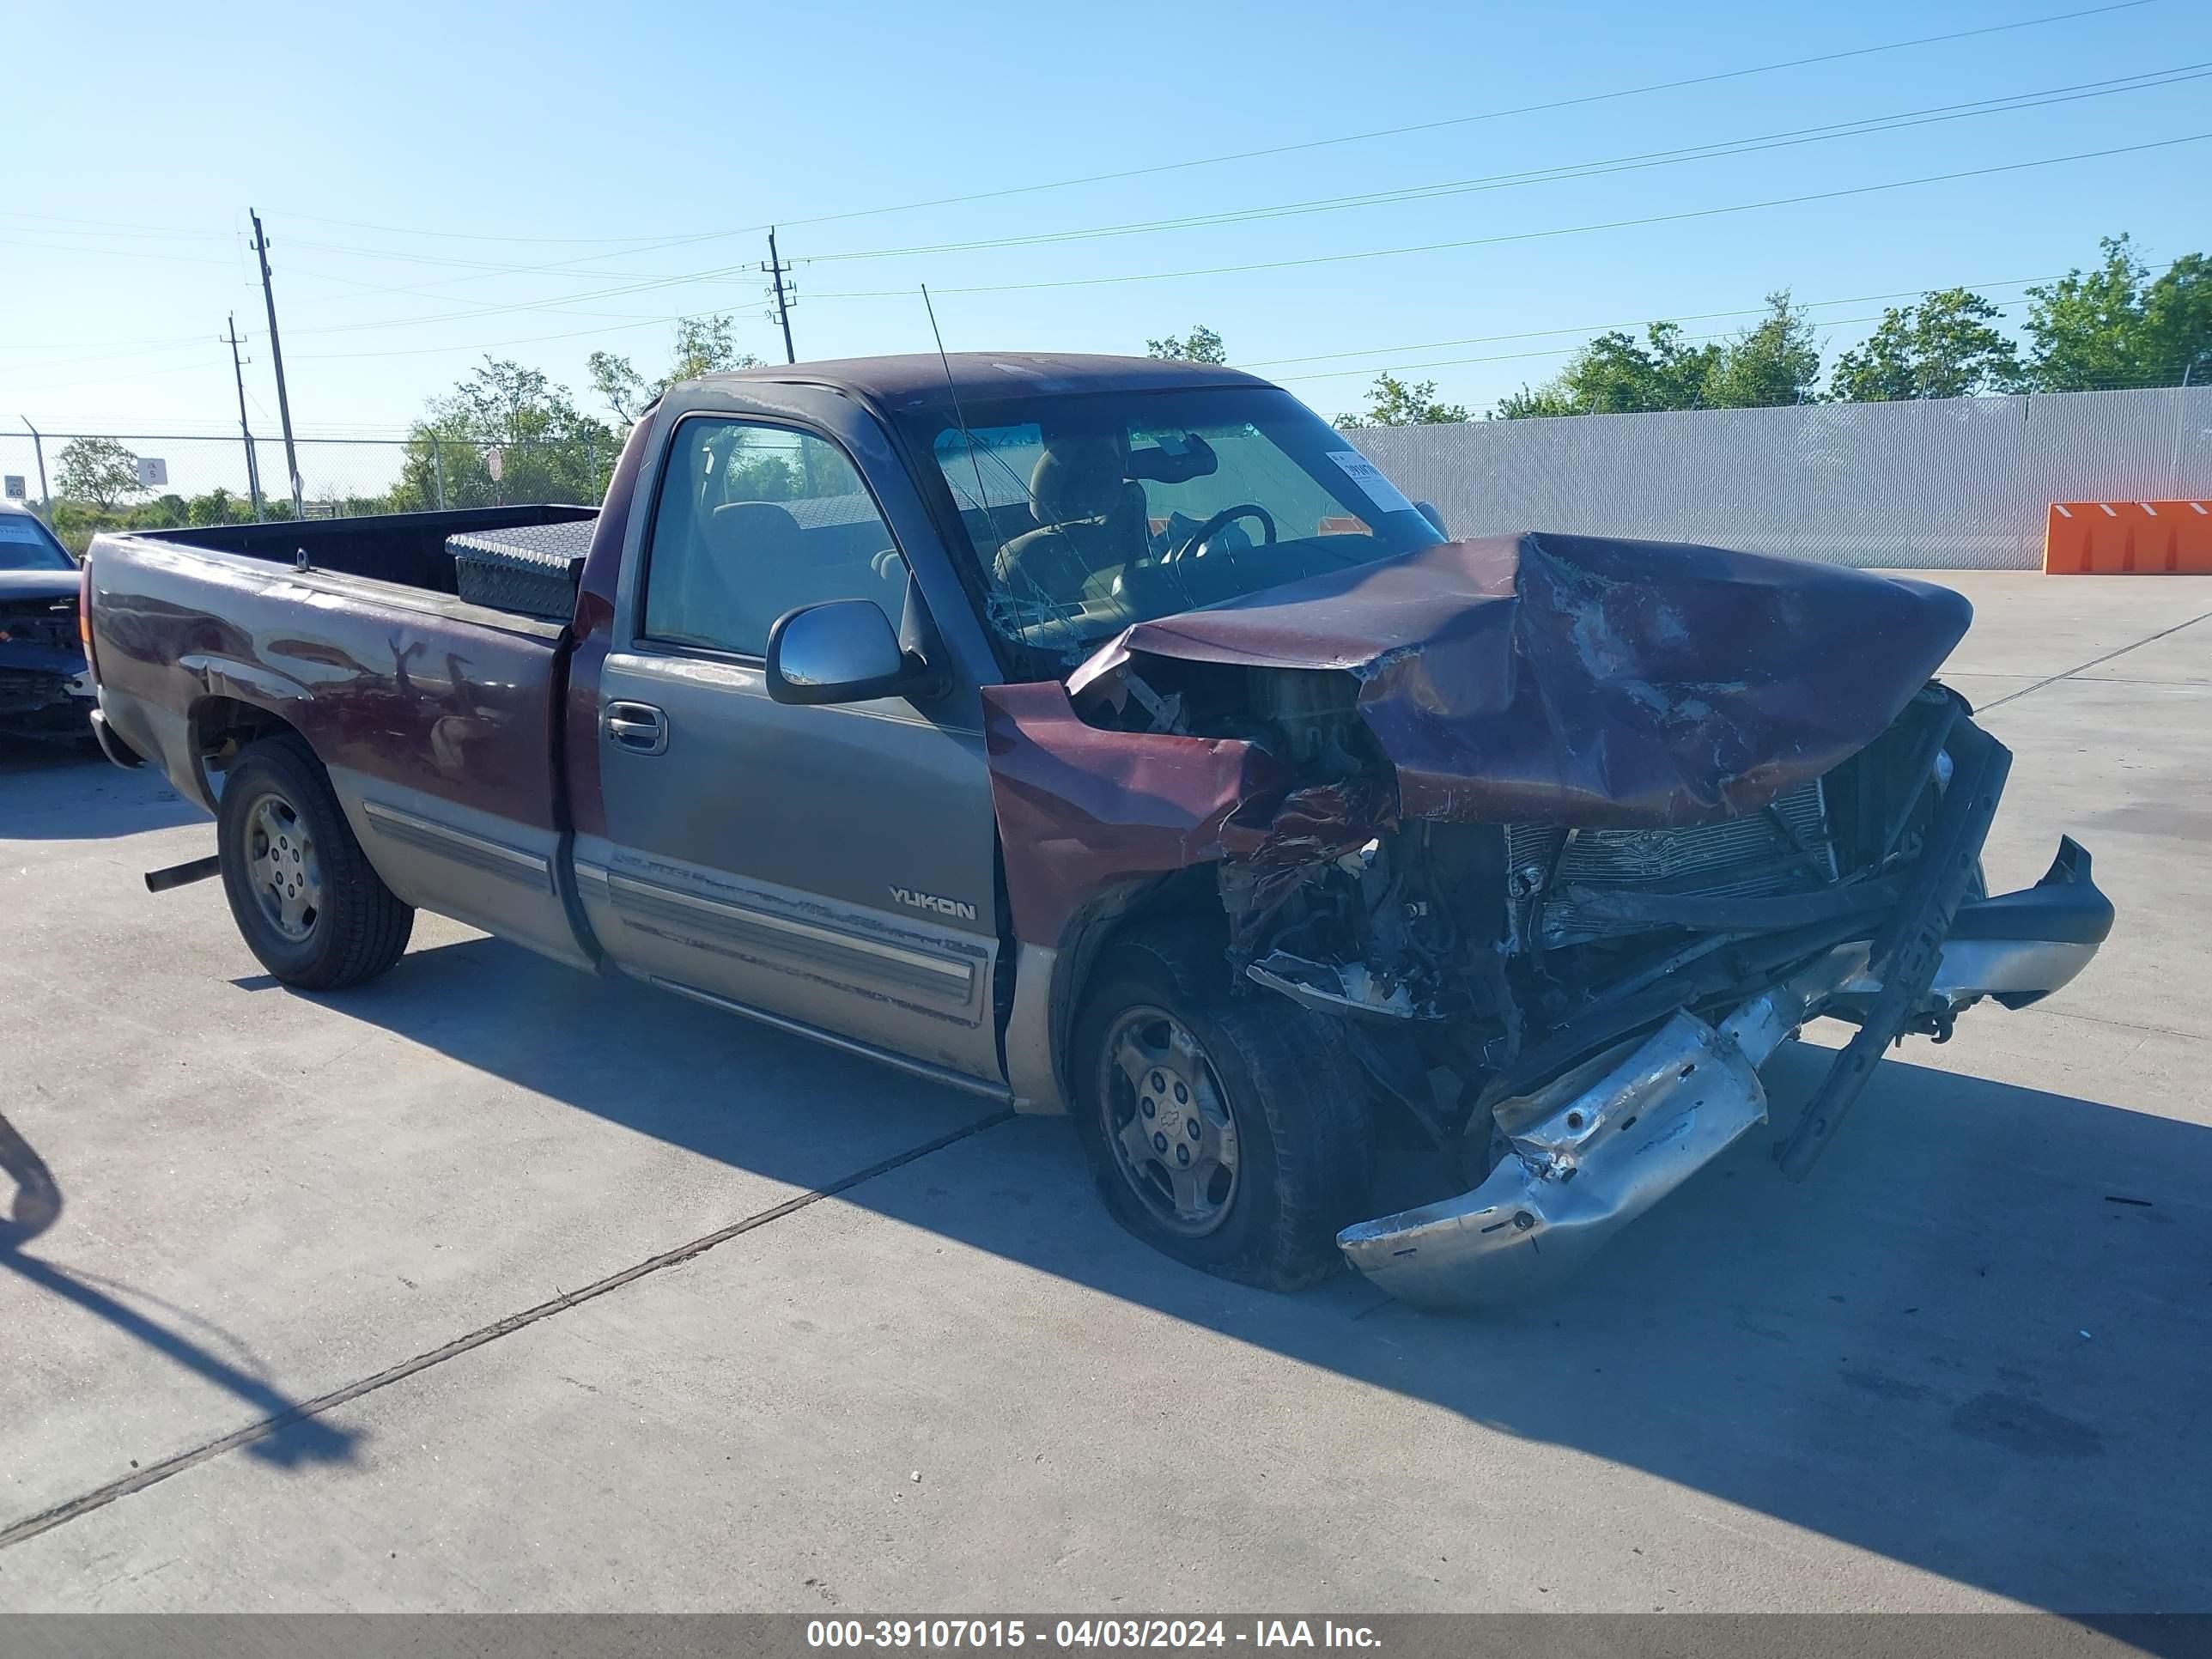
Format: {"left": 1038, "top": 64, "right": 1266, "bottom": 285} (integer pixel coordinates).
{"left": 642, "top": 418, "right": 908, "bottom": 657}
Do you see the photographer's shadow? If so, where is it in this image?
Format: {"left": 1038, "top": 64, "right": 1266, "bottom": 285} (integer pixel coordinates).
{"left": 0, "top": 1113, "right": 356, "bottom": 1480}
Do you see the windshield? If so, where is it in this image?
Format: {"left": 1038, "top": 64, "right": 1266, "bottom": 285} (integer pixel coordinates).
{"left": 0, "top": 513, "right": 74, "bottom": 571}
{"left": 902, "top": 386, "right": 1443, "bottom": 659}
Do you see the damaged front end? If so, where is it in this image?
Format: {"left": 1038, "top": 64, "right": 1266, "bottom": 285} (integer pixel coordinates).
{"left": 984, "top": 532, "right": 2114, "bottom": 1310}
{"left": 0, "top": 585, "right": 94, "bottom": 744}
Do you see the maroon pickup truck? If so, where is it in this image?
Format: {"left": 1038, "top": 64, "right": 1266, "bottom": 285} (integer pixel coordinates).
{"left": 82, "top": 353, "right": 2112, "bottom": 1309}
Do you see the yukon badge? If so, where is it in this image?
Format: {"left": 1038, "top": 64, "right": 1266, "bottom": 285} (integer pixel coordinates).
{"left": 890, "top": 884, "right": 977, "bottom": 922}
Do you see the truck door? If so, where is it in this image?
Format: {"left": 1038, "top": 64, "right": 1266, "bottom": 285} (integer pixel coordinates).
{"left": 572, "top": 412, "right": 1006, "bottom": 1087}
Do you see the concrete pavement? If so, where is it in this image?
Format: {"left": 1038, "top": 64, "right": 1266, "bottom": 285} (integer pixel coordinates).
{"left": 1, "top": 574, "right": 2207, "bottom": 1612}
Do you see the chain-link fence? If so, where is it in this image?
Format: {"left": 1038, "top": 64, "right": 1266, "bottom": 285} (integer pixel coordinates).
{"left": 0, "top": 431, "right": 617, "bottom": 556}
{"left": 1348, "top": 386, "right": 2212, "bottom": 569}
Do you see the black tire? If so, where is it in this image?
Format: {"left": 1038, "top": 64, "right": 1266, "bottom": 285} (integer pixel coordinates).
{"left": 216, "top": 736, "right": 413, "bottom": 990}
{"left": 1071, "top": 927, "right": 1376, "bottom": 1291}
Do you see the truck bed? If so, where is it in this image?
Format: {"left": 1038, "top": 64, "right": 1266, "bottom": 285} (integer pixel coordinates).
{"left": 85, "top": 505, "right": 602, "bottom": 969}
{"left": 146, "top": 503, "right": 599, "bottom": 604}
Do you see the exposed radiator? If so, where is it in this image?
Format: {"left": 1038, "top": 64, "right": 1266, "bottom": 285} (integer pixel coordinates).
{"left": 1504, "top": 780, "right": 1838, "bottom": 951}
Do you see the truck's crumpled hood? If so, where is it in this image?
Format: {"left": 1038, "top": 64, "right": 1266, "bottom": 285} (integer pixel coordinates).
{"left": 981, "top": 532, "right": 1970, "bottom": 946}
{"left": 1067, "top": 532, "right": 1972, "bottom": 829}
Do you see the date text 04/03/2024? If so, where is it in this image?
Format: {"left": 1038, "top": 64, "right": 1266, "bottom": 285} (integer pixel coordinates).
{"left": 805, "top": 1620, "right": 1382, "bottom": 1649}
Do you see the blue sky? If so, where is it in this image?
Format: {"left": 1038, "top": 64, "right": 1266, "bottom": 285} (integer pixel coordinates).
{"left": 3, "top": 0, "right": 2206, "bottom": 435}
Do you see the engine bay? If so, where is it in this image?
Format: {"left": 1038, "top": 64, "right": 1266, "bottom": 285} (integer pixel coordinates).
{"left": 1072, "top": 650, "right": 1966, "bottom": 1178}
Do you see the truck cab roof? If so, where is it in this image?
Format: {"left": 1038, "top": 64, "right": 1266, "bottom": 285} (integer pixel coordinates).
{"left": 678, "top": 351, "right": 1269, "bottom": 414}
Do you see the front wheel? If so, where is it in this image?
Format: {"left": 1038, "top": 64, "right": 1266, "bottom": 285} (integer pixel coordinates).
{"left": 216, "top": 737, "right": 414, "bottom": 989}
{"left": 1071, "top": 929, "right": 1376, "bottom": 1290}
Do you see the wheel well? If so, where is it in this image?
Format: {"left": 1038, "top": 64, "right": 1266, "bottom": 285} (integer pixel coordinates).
{"left": 1049, "top": 866, "right": 1231, "bottom": 1098}
{"left": 190, "top": 697, "right": 309, "bottom": 801}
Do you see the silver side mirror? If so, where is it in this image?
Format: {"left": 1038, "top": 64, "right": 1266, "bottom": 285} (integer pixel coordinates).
{"left": 765, "top": 599, "right": 931, "bottom": 707}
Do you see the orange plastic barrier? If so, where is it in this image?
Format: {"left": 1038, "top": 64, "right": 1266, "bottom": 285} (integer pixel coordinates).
{"left": 2044, "top": 500, "right": 2212, "bottom": 574}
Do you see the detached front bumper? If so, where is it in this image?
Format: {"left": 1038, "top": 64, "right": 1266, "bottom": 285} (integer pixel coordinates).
{"left": 1338, "top": 836, "right": 2114, "bottom": 1310}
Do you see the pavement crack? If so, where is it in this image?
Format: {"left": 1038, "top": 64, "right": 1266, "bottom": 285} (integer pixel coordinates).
{"left": 0, "top": 1107, "right": 1015, "bottom": 1555}
{"left": 1976, "top": 608, "right": 2212, "bottom": 713}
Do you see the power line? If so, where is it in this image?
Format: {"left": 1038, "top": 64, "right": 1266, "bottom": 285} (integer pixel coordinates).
{"left": 289, "top": 307, "right": 734, "bottom": 363}
{"left": 797, "top": 65, "right": 2209, "bottom": 265}
{"left": 234, "top": 258, "right": 763, "bottom": 342}
{"left": 264, "top": 213, "right": 659, "bottom": 247}
{"left": 129, "top": 132, "right": 2191, "bottom": 380}
{"left": 1271, "top": 301, "right": 2035, "bottom": 386}
{"left": 0, "top": 234, "right": 245, "bottom": 270}
{"left": 22, "top": 58, "right": 2186, "bottom": 315}
{"left": 0, "top": 6, "right": 2173, "bottom": 420}
{"left": 808, "top": 133, "right": 2212, "bottom": 299}
{"left": 238, "top": 2, "right": 2160, "bottom": 293}
{"left": 245, "top": 69, "right": 2158, "bottom": 307}
{"left": 691, "top": 0, "right": 2180, "bottom": 245}
{"left": 155, "top": 108, "right": 2208, "bottom": 356}
{"left": 0, "top": 210, "right": 232, "bottom": 241}
{"left": 1239, "top": 277, "right": 2063, "bottom": 370}
{"left": 79, "top": 273, "right": 2050, "bottom": 384}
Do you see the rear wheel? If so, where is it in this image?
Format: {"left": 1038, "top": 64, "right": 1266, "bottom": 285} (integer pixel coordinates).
{"left": 1072, "top": 928, "right": 1376, "bottom": 1290}
{"left": 216, "top": 737, "right": 413, "bottom": 989}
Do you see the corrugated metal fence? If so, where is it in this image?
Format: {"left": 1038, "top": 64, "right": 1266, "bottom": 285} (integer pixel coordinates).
{"left": 11, "top": 386, "right": 2208, "bottom": 570}
{"left": 1348, "top": 386, "right": 2212, "bottom": 568}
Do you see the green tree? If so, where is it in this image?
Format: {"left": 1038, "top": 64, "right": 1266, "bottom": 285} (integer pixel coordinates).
{"left": 1700, "top": 290, "right": 1821, "bottom": 409}
{"left": 129, "top": 493, "right": 190, "bottom": 529}
{"left": 668, "top": 314, "right": 749, "bottom": 381}
{"left": 2024, "top": 235, "right": 2212, "bottom": 391}
{"left": 2140, "top": 252, "right": 2212, "bottom": 387}
{"left": 1145, "top": 325, "right": 1227, "bottom": 364}
{"left": 1338, "top": 373, "right": 1470, "bottom": 428}
{"left": 1496, "top": 295, "right": 1820, "bottom": 417}
{"left": 1567, "top": 325, "right": 1708, "bottom": 412}
{"left": 1500, "top": 322, "right": 1722, "bottom": 417}
{"left": 48, "top": 504, "right": 105, "bottom": 557}
{"left": 586, "top": 353, "right": 650, "bottom": 423}
{"left": 395, "top": 357, "right": 617, "bottom": 510}
{"left": 1830, "top": 288, "right": 2023, "bottom": 402}
{"left": 1491, "top": 383, "right": 1582, "bottom": 419}
{"left": 54, "top": 437, "right": 143, "bottom": 513}
{"left": 588, "top": 313, "right": 761, "bottom": 421}
{"left": 185, "top": 486, "right": 258, "bottom": 526}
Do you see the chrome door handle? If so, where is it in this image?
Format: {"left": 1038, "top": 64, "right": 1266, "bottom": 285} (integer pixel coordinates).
{"left": 604, "top": 701, "right": 667, "bottom": 756}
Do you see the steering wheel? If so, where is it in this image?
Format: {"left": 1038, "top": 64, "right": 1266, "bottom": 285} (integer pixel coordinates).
{"left": 1165, "top": 503, "right": 1276, "bottom": 563}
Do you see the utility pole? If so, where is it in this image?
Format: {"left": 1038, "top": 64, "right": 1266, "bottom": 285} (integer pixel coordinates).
{"left": 248, "top": 210, "right": 305, "bottom": 518}
{"left": 763, "top": 228, "right": 797, "bottom": 365}
{"left": 223, "top": 314, "right": 267, "bottom": 521}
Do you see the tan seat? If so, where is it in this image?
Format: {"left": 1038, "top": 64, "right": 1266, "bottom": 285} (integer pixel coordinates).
{"left": 662, "top": 500, "right": 806, "bottom": 653}
{"left": 994, "top": 434, "right": 1149, "bottom": 605}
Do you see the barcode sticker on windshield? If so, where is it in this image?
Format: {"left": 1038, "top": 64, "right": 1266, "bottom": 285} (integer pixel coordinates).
{"left": 1327, "top": 450, "right": 1416, "bottom": 516}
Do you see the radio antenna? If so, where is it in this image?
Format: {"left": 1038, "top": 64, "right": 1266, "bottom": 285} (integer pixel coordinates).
{"left": 923, "top": 287, "right": 1047, "bottom": 626}
{"left": 921, "top": 283, "right": 994, "bottom": 526}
